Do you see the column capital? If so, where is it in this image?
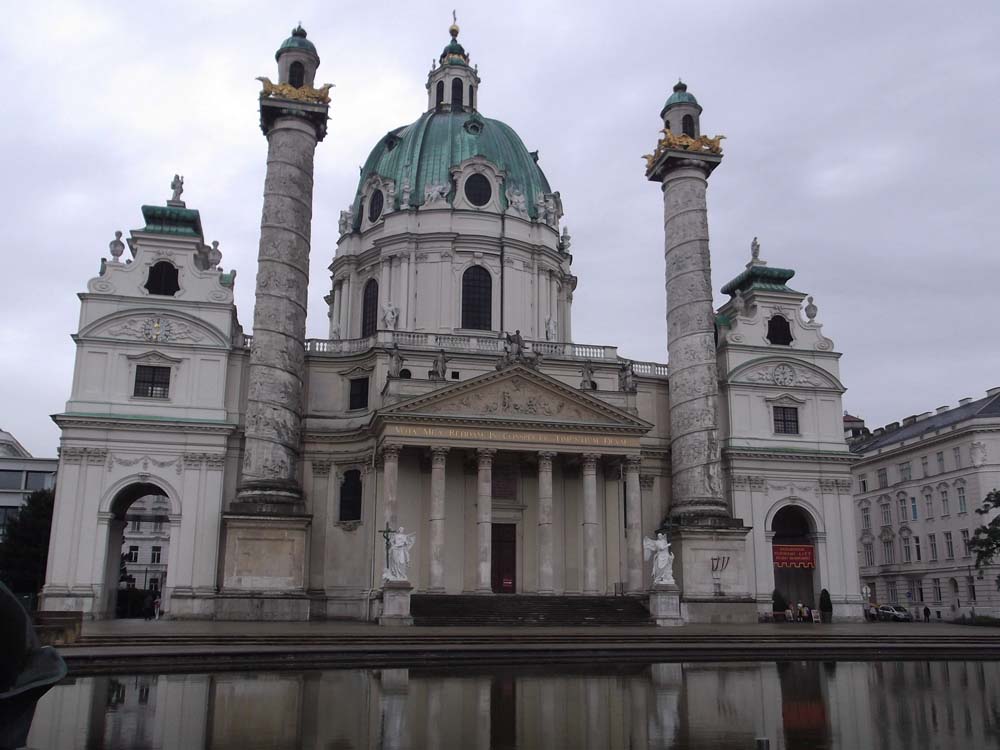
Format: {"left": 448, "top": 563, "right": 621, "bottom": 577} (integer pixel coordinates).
{"left": 477, "top": 447, "right": 496, "bottom": 468}
{"left": 538, "top": 451, "right": 556, "bottom": 469}
{"left": 625, "top": 454, "right": 642, "bottom": 470}
{"left": 581, "top": 453, "right": 601, "bottom": 470}
{"left": 430, "top": 445, "right": 450, "bottom": 466}
{"left": 381, "top": 443, "right": 402, "bottom": 461}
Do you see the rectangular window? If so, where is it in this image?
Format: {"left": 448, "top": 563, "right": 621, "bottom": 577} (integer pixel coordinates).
{"left": 773, "top": 406, "right": 799, "bottom": 434}
{"left": 925, "top": 495, "right": 934, "bottom": 518}
{"left": 863, "top": 543, "right": 875, "bottom": 567}
{"left": 902, "top": 536, "right": 912, "bottom": 562}
{"left": 958, "top": 486, "right": 967, "bottom": 513}
{"left": 0, "top": 471, "right": 23, "bottom": 490}
{"left": 898, "top": 498, "right": 907, "bottom": 523}
{"left": 130, "top": 519, "right": 141, "bottom": 532}
{"left": 0, "top": 506, "right": 19, "bottom": 538}
{"left": 929, "top": 534, "right": 938, "bottom": 561}
{"left": 953, "top": 446, "right": 962, "bottom": 469}
{"left": 877, "top": 468, "right": 888, "bottom": 489}
{"left": 127, "top": 545, "right": 139, "bottom": 563}
{"left": 149, "top": 577, "right": 158, "bottom": 591}
{"left": 921, "top": 456, "right": 929, "bottom": 477}
{"left": 962, "top": 529, "right": 971, "bottom": 556}
{"left": 861, "top": 506, "right": 871, "bottom": 530}
{"left": 933, "top": 578, "right": 942, "bottom": 602}
{"left": 887, "top": 581, "right": 898, "bottom": 603}
{"left": 937, "top": 451, "right": 945, "bottom": 473}
{"left": 134, "top": 365, "right": 171, "bottom": 399}
{"left": 24, "top": 471, "right": 53, "bottom": 491}
{"left": 348, "top": 377, "right": 370, "bottom": 410}
{"left": 153, "top": 519, "right": 164, "bottom": 533}
{"left": 968, "top": 577, "right": 977, "bottom": 603}
{"left": 881, "top": 504, "right": 892, "bottom": 526}
{"left": 899, "top": 462, "right": 911, "bottom": 482}
{"left": 944, "top": 532, "right": 954, "bottom": 560}
{"left": 859, "top": 474, "right": 868, "bottom": 493}
{"left": 908, "top": 580, "right": 918, "bottom": 602}
{"left": 911, "top": 497, "right": 918, "bottom": 521}
{"left": 941, "top": 489, "right": 950, "bottom": 516}
{"left": 914, "top": 535, "right": 922, "bottom": 561}
{"left": 151, "top": 545, "right": 162, "bottom": 564}
{"left": 883, "top": 539, "right": 895, "bottom": 564}
{"left": 918, "top": 580, "right": 925, "bottom": 602}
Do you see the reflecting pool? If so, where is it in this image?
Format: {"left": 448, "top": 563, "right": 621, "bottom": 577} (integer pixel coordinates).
{"left": 27, "top": 661, "right": 1000, "bottom": 749}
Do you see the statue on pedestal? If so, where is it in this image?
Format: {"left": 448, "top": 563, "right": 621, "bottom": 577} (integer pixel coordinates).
{"left": 383, "top": 527, "right": 416, "bottom": 582}
{"left": 387, "top": 344, "right": 403, "bottom": 378}
{"left": 430, "top": 349, "right": 448, "bottom": 380}
{"left": 169, "top": 174, "right": 184, "bottom": 203}
{"left": 643, "top": 533, "right": 675, "bottom": 586}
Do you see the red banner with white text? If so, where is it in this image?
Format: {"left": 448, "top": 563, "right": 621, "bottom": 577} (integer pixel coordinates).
{"left": 772, "top": 544, "right": 815, "bottom": 569}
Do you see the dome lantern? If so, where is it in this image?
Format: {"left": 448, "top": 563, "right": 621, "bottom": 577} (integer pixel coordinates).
{"left": 660, "top": 79, "right": 703, "bottom": 137}
{"left": 426, "top": 13, "right": 479, "bottom": 113}
{"left": 274, "top": 24, "right": 320, "bottom": 89}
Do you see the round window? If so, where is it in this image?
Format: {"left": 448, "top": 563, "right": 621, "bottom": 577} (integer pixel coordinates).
{"left": 368, "top": 189, "right": 384, "bottom": 222}
{"left": 464, "top": 174, "right": 492, "bottom": 207}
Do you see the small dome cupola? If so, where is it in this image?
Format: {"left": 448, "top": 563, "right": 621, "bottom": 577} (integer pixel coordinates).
{"left": 660, "top": 80, "right": 703, "bottom": 138}
{"left": 426, "top": 14, "right": 480, "bottom": 112}
{"left": 275, "top": 24, "right": 320, "bottom": 89}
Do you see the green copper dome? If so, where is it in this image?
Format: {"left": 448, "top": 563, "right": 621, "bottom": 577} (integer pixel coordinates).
{"left": 661, "top": 80, "right": 701, "bottom": 113}
{"left": 275, "top": 25, "right": 318, "bottom": 61}
{"left": 351, "top": 110, "right": 552, "bottom": 229}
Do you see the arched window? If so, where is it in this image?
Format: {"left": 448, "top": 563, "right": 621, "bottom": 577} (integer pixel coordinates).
{"left": 766, "top": 315, "right": 793, "bottom": 345}
{"left": 469, "top": 84, "right": 475, "bottom": 110}
{"left": 368, "top": 189, "right": 384, "bottom": 223}
{"left": 435, "top": 81, "right": 444, "bottom": 107}
{"left": 289, "top": 61, "right": 305, "bottom": 88}
{"left": 682, "top": 114, "right": 695, "bottom": 137}
{"left": 664, "top": 119, "right": 671, "bottom": 132}
{"left": 361, "top": 279, "right": 379, "bottom": 337}
{"left": 339, "top": 469, "right": 363, "bottom": 522}
{"left": 145, "top": 261, "right": 179, "bottom": 296}
{"left": 398, "top": 368, "right": 412, "bottom": 379}
{"left": 461, "top": 265, "right": 492, "bottom": 330}
{"left": 451, "top": 78, "right": 463, "bottom": 110}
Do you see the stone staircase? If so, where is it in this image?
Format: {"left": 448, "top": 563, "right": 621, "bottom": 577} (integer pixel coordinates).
{"left": 410, "top": 594, "right": 652, "bottom": 627}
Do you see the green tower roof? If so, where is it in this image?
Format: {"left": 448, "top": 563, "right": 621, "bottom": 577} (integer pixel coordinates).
{"left": 351, "top": 109, "right": 552, "bottom": 229}
{"left": 720, "top": 264, "right": 798, "bottom": 296}
{"left": 660, "top": 80, "right": 702, "bottom": 118}
{"left": 275, "top": 25, "right": 317, "bottom": 61}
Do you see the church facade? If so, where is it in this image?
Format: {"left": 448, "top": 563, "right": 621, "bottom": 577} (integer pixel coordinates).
{"left": 40, "top": 24, "right": 863, "bottom": 622}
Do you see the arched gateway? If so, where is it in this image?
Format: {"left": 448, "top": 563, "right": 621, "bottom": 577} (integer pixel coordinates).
{"left": 771, "top": 505, "right": 818, "bottom": 609}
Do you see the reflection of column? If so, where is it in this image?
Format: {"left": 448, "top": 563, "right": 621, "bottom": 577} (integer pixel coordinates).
{"left": 649, "top": 663, "right": 682, "bottom": 747}
{"left": 382, "top": 444, "right": 401, "bottom": 528}
{"left": 625, "top": 456, "right": 644, "bottom": 593}
{"left": 628, "top": 676, "right": 649, "bottom": 750}
{"left": 428, "top": 446, "right": 449, "bottom": 592}
{"left": 582, "top": 454, "right": 601, "bottom": 594}
{"left": 476, "top": 449, "right": 496, "bottom": 593}
{"left": 426, "top": 680, "right": 444, "bottom": 750}
{"left": 537, "top": 452, "right": 556, "bottom": 593}
{"left": 475, "top": 678, "right": 491, "bottom": 750}
{"left": 539, "top": 678, "right": 558, "bottom": 748}
{"left": 584, "top": 678, "right": 605, "bottom": 750}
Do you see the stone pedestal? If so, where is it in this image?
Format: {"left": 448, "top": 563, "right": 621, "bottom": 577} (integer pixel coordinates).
{"left": 379, "top": 580, "right": 413, "bottom": 626}
{"left": 649, "top": 584, "right": 683, "bottom": 627}
{"left": 671, "top": 525, "right": 756, "bottom": 623}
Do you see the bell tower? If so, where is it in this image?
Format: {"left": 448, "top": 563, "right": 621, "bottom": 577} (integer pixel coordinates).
{"left": 222, "top": 25, "right": 331, "bottom": 620}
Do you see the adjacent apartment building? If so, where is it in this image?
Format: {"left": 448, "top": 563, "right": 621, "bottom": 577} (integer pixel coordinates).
{"left": 852, "top": 388, "right": 1000, "bottom": 619}
{"left": 0, "top": 428, "right": 57, "bottom": 539}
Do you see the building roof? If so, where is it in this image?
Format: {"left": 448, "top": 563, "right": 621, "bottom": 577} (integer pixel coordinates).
{"left": 352, "top": 110, "right": 552, "bottom": 227}
{"left": 0, "top": 429, "right": 31, "bottom": 458}
{"left": 275, "top": 25, "right": 318, "bottom": 61}
{"left": 660, "top": 81, "right": 702, "bottom": 118}
{"left": 720, "top": 263, "right": 798, "bottom": 296}
{"left": 851, "top": 392, "right": 1000, "bottom": 454}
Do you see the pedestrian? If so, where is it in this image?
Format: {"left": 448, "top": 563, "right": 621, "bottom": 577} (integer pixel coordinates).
{"left": 923, "top": 605, "right": 930, "bottom": 623}
{"left": 143, "top": 593, "right": 154, "bottom": 621}
{"left": 153, "top": 596, "right": 161, "bottom": 620}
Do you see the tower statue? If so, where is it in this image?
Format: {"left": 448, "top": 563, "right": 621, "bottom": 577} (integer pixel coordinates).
{"left": 234, "top": 26, "right": 329, "bottom": 512}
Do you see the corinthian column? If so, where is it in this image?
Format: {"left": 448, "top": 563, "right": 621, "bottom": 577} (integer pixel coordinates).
{"left": 625, "top": 455, "right": 644, "bottom": 593}
{"left": 581, "top": 453, "right": 601, "bottom": 594}
{"left": 428, "top": 446, "right": 449, "bottom": 592}
{"left": 236, "top": 54, "right": 329, "bottom": 510}
{"left": 475, "top": 448, "right": 495, "bottom": 593}
{"left": 537, "top": 451, "right": 556, "bottom": 594}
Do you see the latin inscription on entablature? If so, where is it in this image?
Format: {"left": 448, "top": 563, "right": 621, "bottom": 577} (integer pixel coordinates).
{"left": 385, "top": 424, "right": 640, "bottom": 450}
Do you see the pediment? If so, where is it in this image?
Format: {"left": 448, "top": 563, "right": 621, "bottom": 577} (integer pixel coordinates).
{"left": 379, "top": 365, "right": 650, "bottom": 431}
{"left": 727, "top": 358, "right": 843, "bottom": 391}
{"left": 81, "top": 309, "right": 229, "bottom": 347}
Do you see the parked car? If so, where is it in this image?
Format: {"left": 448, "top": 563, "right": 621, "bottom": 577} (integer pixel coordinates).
{"left": 877, "top": 605, "right": 914, "bottom": 622}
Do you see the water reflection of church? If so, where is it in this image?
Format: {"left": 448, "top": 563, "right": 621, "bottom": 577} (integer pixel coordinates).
{"left": 28, "top": 661, "right": 1000, "bottom": 748}
{"left": 40, "top": 22, "right": 862, "bottom": 623}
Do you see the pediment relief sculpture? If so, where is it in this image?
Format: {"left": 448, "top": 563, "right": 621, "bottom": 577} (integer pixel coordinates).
{"left": 103, "top": 316, "right": 206, "bottom": 344}
{"left": 732, "top": 362, "right": 838, "bottom": 390}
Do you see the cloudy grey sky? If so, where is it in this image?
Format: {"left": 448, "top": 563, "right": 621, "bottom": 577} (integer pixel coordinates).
{"left": 2, "top": 0, "right": 999, "bottom": 456}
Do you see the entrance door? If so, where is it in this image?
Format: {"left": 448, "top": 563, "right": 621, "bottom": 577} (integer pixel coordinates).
{"left": 491, "top": 523, "right": 516, "bottom": 593}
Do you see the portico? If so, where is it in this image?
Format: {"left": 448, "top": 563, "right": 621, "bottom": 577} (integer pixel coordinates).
{"left": 371, "top": 366, "right": 652, "bottom": 596}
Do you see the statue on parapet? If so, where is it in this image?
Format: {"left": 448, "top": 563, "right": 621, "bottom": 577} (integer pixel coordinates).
{"left": 618, "top": 360, "right": 637, "bottom": 392}
{"left": 496, "top": 330, "right": 542, "bottom": 370}
{"left": 169, "top": 174, "right": 184, "bottom": 203}
{"left": 387, "top": 344, "right": 404, "bottom": 378}
{"left": 431, "top": 349, "right": 448, "bottom": 380}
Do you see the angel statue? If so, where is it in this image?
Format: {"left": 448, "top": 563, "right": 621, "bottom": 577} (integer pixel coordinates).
{"left": 383, "top": 527, "right": 416, "bottom": 582}
{"left": 643, "top": 533, "right": 675, "bottom": 586}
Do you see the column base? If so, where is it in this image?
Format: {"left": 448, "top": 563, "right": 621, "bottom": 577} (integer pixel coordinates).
{"left": 380, "top": 580, "right": 413, "bottom": 626}
{"left": 232, "top": 479, "right": 307, "bottom": 516}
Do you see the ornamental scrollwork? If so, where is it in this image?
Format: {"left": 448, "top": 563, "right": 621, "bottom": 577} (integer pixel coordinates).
{"left": 643, "top": 131, "right": 726, "bottom": 173}
{"left": 256, "top": 77, "right": 334, "bottom": 104}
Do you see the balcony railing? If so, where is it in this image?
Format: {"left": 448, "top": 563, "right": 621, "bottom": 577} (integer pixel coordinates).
{"left": 242, "top": 330, "right": 668, "bottom": 376}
